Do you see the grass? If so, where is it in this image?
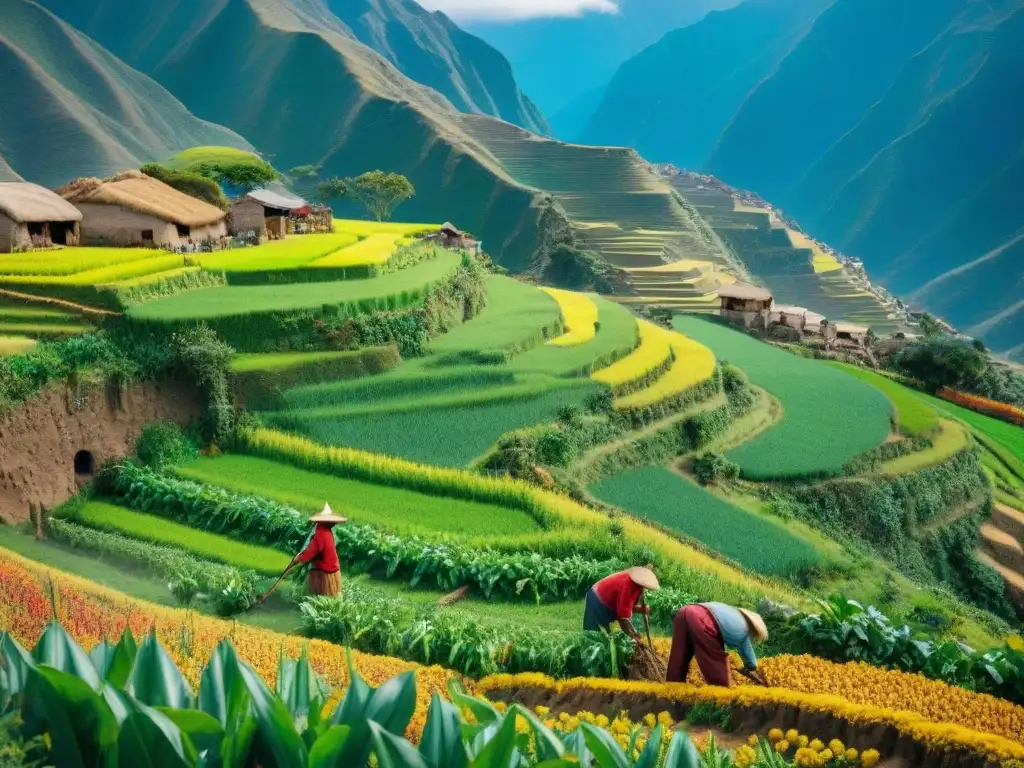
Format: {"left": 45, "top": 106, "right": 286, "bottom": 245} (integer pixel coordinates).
{"left": 592, "top": 319, "right": 672, "bottom": 390}
{"left": 0, "top": 336, "right": 37, "bottom": 354}
{"left": 164, "top": 146, "right": 263, "bottom": 171}
{"left": 111, "top": 266, "right": 201, "bottom": 288}
{"left": 507, "top": 297, "right": 638, "bottom": 377}
{"left": 877, "top": 420, "right": 972, "bottom": 478}
{"left": 429, "top": 275, "right": 562, "bottom": 359}
{"left": 68, "top": 500, "right": 291, "bottom": 574}
{"left": 269, "top": 381, "right": 599, "bottom": 467}
{"left": 0, "top": 322, "right": 91, "bottom": 336}
{"left": 129, "top": 250, "right": 461, "bottom": 320}
{"left": 539, "top": 288, "right": 598, "bottom": 346}
{"left": 230, "top": 350, "right": 371, "bottom": 373}
{"left": 917, "top": 391, "right": 1024, "bottom": 461}
{"left": 310, "top": 234, "right": 406, "bottom": 267}
{"left": 614, "top": 327, "right": 716, "bottom": 409}
{"left": 175, "top": 454, "right": 541, "bottom": 537}
{"left": 195, "top": 234, "right": 360, "bottom": 271}
{"left": 591, "top": 466, "right": 822, "bottom": 578}
{"left": 828, "top": 363, "right": 938, "bottom": 437}
{"left": 0, "top": 248, "right": 157, "bottom": 276}
{"left": 673, "top": 315, "right": 892, "bottom": 479}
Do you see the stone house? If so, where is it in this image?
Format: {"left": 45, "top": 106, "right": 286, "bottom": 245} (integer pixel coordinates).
{"left": 229, "top": 188, "right": 308, "bottom": 240}
{"left": 0, "top": 182, "right": 82, "bottom": 252}
{"left": 58, "top": 171, "right": 227, "bottom": 248}
{"left": 718, "top": 283, "right": 774, "bottom": 328}
{"left": 770, "top": 304, "right": 809, "bottom": 332}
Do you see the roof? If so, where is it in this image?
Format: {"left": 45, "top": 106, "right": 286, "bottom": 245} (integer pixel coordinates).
{"left": 835, "top": 322, "right": 870, "bottom": 335}
{"left": 805, "top": 312, "right": 827, "bottom": 326}
{"left": 0, "top": 182, "right": 82, "bottom": 223}
{"left": 773, "top": 304, "right": 808, "bottom": 316}
{"left": 440, "top": 221, "right": 463, "bottom": 236}
{"left": 244, "top": 188, "right": 307, "bottom": 211}
{"left": 58, "top": 171, "right": 225, "bottom": 228}
{"left": 718, "top": 282, "right": 773, "bottom": 302}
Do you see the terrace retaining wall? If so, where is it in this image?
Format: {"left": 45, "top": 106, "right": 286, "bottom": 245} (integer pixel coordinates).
{"left": 0, "top": 379, "right": 203, "bottom": 523}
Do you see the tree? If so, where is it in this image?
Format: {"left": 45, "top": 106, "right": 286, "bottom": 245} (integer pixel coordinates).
{"left": 917, "top": 313, "right": 944, "bottom": 337}
{"left": 192, "top": 157, "right": 277, "bottom": 194}
{"left": 344, "top": 171, "right": 415, "bottom": 221}
{"left": 316, "top": 177, "right": 350, "bottom": 205}
{"left": 140, "top": 163, "right": 229, "bottom": 210}
{"left": 893, "top": 338, "right": 989, "bottom": 392}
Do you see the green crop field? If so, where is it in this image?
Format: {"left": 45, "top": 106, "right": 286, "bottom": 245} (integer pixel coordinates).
{"left": 195, "top": 234, "right": 360, "bottom": 271}
{"left": 176, "top": 454, "right": 540, "bottom": 537}
{"left": 828, "top": 363, "right": 938, "bottom": 437}
{"left": 0, "top": 253, "right": 185, "bottom": 286}
{"left": 878, "top": 420, "right": 971, "bottom": 477}
{"left": 269, "top": 380, "right": 599, "bottom": 467}
{"left": 917, "top": 392, "right": 1024, "bottom": 460}
{"left": 673, "top": 315, "right": 892, "bottom": 479}
{"left": 129, "top": 250, "right": 461, "bottom": 320}
{"left": 591, "top": 466, "right": 822, "bottom": 577}
{"left": 231, "top": 350, "right": 372, "bottom": 373}
{"left": 0, "top": 247, "right": 157, "bottom": 276}
{"left": 68, "top": 500, "right": 290, "bottom": 574}
{"left": 508, "top": 296, "right": 638, "bottom": 376}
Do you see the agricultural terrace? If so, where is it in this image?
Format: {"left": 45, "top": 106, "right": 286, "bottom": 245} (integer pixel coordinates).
{"left": 592, "top": 318, "right": 673, "bottom": 392}
{"left": 540, "top": 287, "right": 598, "bottom": 345}
{"left": 613, "top": 325, "right": 715, "bottom": 410}
{"left": 828, "top": 362, "right": 939, "bottom": 437}
{"left": 129, "top": 249, "right": 461, "bottom": 320}
{"left": 193, "top": 232, "right": 360, "bottom": 271}
{"left": 673, "top": 315, "right": 892, "bottom": 479}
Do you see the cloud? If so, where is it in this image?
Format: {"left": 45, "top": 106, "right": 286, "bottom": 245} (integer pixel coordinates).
{"left": 417, "top": 0, "right": 620, "bottom": 22}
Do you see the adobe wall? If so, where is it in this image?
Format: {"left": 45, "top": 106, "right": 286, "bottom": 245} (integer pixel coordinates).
{"left": 0, "top": 379, "right": 203, "bottom": 523}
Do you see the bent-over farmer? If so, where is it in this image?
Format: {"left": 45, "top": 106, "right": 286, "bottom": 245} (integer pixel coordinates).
{"left": 666, "top": 602, "right": 769, "bottom": 686}
{"left": 583, "top": 566, "right": 660, "bottom": 640}
{"left": 290, "top": 504, "right": 347, "bottom": 597}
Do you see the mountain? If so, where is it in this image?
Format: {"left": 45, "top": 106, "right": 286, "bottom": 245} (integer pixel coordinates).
{"left": 579, "top": 0, "right": 829, "bottom": 164}
{"left": 33, "top": 0, "right": 553, "bottom": 270}
{"left": 0, "top": 0, "right": 252, "bottom": 187}
{"left": 322, "top": 0, "right": 547, "bottom": 134}
{"left": 547, "top": 86, "right": 607, "bottom": 143}
{"left": 580, "top": 0, "right": 1024, "bottom": 360}
{"left": 467, "top": 0, "right": 741, "bottom": 117}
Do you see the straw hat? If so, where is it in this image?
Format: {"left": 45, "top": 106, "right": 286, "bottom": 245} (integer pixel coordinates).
{"left": 626, "top": 566, "right": 660, "bottom": 590}
{"left": 309, "top": 503, "right": 348, "bottom": 525}
{"left": 739, "top": 608, "right": 769, "bottom": 642}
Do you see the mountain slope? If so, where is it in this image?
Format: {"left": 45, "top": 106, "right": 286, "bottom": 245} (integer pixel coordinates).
{"left": 325, "top": 0, "right": 547, "bottom": 134}
{"left": 0, "top": 0, "right": 252, "bottom": 187}
{"left": 468, "top": 0, "right": 741, "bottom": 116}
{"left": 579, "top": 0, "right": 829, "bottom": 166}
{"left": 35, "top": 0, "right": 550, "bottom": 270}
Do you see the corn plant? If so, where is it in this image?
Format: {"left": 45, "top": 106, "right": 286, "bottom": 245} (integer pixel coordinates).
{"left": 0, "top": 622, "right": 703, "bottom": 767}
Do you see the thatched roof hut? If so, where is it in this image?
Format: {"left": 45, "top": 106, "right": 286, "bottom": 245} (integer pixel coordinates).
{"left": 58, "top": 171, "right": 227, "bottom": 247}
{"left": 0, "top": 182, "right": 82, "bottom": 251}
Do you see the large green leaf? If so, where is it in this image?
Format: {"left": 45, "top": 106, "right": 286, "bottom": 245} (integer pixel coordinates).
{"left": 23, "top": 665, "right": 118, "bottom": 768}
{"left": 236, "top": 656, "right": 308, "bottom": 768}
{"left": 469, "top": 713, "right": 519, "bottom": 768}
{"left": 0, "top": 632, "right": 34, "bottom": 696}
{"left": 447, "top": 679, "right": 500, "bottom": 726}
{"left": 130, "top": 630, "right": 194, "bottom": 710}
{"left": 369, "top": 721, "right": 429, "bottom": 768}
{"left": 507, "top": 705, "right": 564, "bottom": 762}
{"left": 91, "top": 635, "right": 136, "bottom": 690}
{"left": 198, "top": 641, "right": 239, "bottom": 726}
{"left": 561, "top": 730, "right": 590, "bottom": 764}
{"left": 580, "top": 723, "right": 630, "bottom": 768}
{"left": 158, "top": 707, "right": 225, "bottom": 760}
{"left": 632, "top": 724, "right": 663, "bottom": 768}
{"left": 106, "top": 687, "right": 196, "bottom": 768}
{"left": 419, "top": 694, "right": 467, "bottom": 768}
{"left": 329, "top": 649, "right": 371, "bottom": 726}
{"left": 307, "top": 725, "right": 351, "bottom": 768}
{"left": 662, "top": 731, "right": 701, "bottom": 768}
{"left": 33, "top": 621, "right": 100, "bottom": 689}
{"left": 364, "top": 671, "right": 417, "bottom": 736}
{"left": 278, "top": 646, "right": 329, "bottom": 721}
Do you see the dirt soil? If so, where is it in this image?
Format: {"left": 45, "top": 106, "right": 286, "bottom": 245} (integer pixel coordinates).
{"left": 486, "top": 686, "right": 998, "bottom": 768}
{"left": 0, "top": 379, "right": 202, "bottom": 522}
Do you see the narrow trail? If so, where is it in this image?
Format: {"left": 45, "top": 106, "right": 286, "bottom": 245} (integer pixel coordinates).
{"left": 0, "top": 288, "right": 119, "bottom": 317}
{"left": 916, "top": 494, "right": 989, "bottom": 535}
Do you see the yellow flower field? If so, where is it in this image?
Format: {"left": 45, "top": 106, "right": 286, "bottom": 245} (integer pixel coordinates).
{"left": 540, "top": 287, "right": 598, "bottom": 346}
{"left": 331, "top": 219, "right": 439, "bottom": 238}
{"left": 310, "top": 233, "right": 409, "bottom": 267}
{"left": 0, "top": 247, "right": 158, "bottom": 276}
{"left": 614, "top": 325, "right": 716, "bottom": 409}
{"left": 0, "top": 254, "right": 185, "bottom": 286}
{"left": 0, "top": 548, "right": 453, "bottom": 740}
{"left": 592, "top": 318, "right": 672, "bottom": 389}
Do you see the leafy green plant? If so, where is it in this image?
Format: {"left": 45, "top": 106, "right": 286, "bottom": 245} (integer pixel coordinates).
{"left": 692, "top": 453, "right": 740, "bottom": 486}
{"left": 136, "top": 421, "right": 197, "bottom": 470}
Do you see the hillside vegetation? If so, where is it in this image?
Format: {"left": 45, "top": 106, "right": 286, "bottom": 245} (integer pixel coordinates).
{"left": 582, "top": 0, "right": 1024, "bottom": 360}
{"left": 0, "top": 0, "right": 252, "bottom": 186}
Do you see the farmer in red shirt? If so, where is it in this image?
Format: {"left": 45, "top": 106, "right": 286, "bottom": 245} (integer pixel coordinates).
{"left": 288, "top": 504, "right": 347, "bottom": 597}
{"left": 583, "top": 566, "right": 659, "bottom": 639}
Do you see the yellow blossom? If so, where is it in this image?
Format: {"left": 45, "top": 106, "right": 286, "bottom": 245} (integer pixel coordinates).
{"left": 769, "top": 728, "right": 785, "bottom": 742}
{"left": 786, "top": 729, "right": 800, "bottom": 742}
{"left": 775, "top": 740, "right": 790, "bottom": 753}
{"left": 798, "top": 735, "right": 809, "bottom": 748}
{"left": 861, "top": 749, "right": 881, "bottom": 768}
{"left": 829, "top": 738, "right": 845, "bottom": 754}
{"left": 845, "top": 747, "right": 859, "bottom": 761}
{"left": 809, "top": 739, "right": 824, "bottom": 751}
{"left": 534, "top": 705, "right": 548, "bottom": 717}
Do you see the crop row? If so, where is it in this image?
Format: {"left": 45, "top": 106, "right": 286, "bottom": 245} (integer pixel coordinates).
{"left": 539, "top": 287, "right": 598, "bottom": 346}
{"left": 938, "top": 387, "right": 1024, "bottom": 426}
{"left": 0, "top": 247, "right": 158, "bottom": 276}
{"left": 614, "top": 325, "right": 715, "bottom": 410}
{"left": 592, "top": 318, "right": 673, "bottom": 394}
{"left": 311, "top": 233, "right": 407, "bottom": 267}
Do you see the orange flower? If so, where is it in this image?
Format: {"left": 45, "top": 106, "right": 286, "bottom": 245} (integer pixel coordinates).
{"left": 937, "top": 388, "right": 1024, "bottom": 426}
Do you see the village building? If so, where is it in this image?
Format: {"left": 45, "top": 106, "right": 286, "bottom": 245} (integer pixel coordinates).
{"left": 831, "top": 322, "right": 871, "bottom": 350}
{"left": 58, "top": 171, "right": 227, "bottom": 248}
{"left": 0, "top": 182, "right": 82, "bottom": 252}
{"left": 770, "top": 304, "right": 809, "bottom": 332}
{"left": 803, "top": 311, "right": 828, "bottom": 337}
{"left": 228, "top": 188, "right": 311, "bottom": 240}
{"left": 424, "top": 222, "right": 482, "bottom": 255}
{"left": 718, "top": 283, "right": 774, "bottom": 328}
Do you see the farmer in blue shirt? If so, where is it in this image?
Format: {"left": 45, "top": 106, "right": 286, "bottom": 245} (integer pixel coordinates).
{"left": 666, "top": 602, "right": 769, "bottom": 687}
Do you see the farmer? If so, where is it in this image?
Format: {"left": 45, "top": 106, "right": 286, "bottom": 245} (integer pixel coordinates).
{"left": 289, "top": 504, "right": 347, "bottom": 597}
{"left": 583, "top": 566, "right": 660, "bottom": 639}
{"left": 666, "top": 602, "right": 769, "bottom": 687}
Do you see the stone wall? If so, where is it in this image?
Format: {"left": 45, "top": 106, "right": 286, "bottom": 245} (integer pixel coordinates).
{"left": 0, "top": 379, "right": 203, "bottom": 523}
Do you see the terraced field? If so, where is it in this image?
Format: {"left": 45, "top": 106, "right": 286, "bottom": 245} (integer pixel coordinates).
{"left": 670, "top": 177, "right": 903, "bottom": 333}
{"left": 455, "top": 116, "right": 735, "bottom": 306}
{"left": 0, "top": 297, "right": 92, "bottom": 340}
{"left": 674, "top": 315, "right": 892, "bottom": 479}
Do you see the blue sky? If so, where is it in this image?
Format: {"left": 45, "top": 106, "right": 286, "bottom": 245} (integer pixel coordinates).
{"left": 416, "top": 0, "right": 619, "bottom": 22}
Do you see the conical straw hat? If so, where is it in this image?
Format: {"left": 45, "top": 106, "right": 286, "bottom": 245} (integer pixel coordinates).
{"left": 739, "top": 608, "right": 769, "bottom": 642}
{"left": 309, "top": 503, "right": 347, "bottom": 524}
{"left": 626, "top": 566, "right": 660, "bottom": 590}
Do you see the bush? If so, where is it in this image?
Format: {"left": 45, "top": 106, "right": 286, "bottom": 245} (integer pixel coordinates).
{"left": 693, "top": 452, "right": 740, "bottom": 485}
{"left": 172, "top": 325, "right": 235, "bottom": 444}
{"left": 139, "top": 163, "right": 229, "bottom": 210}
{"left": 136, "top": 421, "right": 197, "bottom": 469}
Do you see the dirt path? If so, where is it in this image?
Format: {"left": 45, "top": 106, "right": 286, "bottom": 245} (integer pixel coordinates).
{"left": 916, "top": 494, "right": 989, "bottom": 535}
{"left": 0, "top": 288, "right": 119, "bottom": 317}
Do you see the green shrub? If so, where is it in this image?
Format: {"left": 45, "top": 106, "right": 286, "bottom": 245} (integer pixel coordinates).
{"left": 172, "top": 325, "right": 234, "bottom": 444}
{"left": 136, "top": 421, "right": 196, "bottom": 469}
{"left": 139, "top": 163, "right": 229, "bottom": 209}
{"left": 693, "top": 453, "right": 740, "bottom": 486}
